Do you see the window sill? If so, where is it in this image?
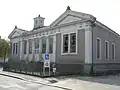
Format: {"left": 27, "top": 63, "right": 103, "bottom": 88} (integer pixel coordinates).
{"left": 97, "top": 58, "right": 101, "bottom": 60}
{"left": 105, "top": 59, "right": 109, "bottom": 60}
{"left": 61, "top": 52, "right": 77, "bottom": 55}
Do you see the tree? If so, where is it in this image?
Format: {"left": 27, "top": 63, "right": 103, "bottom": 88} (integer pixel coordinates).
{"left": 0, "top": 39, "right": 10, "bottom": 66}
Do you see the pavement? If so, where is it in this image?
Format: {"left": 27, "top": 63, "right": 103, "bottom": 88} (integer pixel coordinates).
{"left": 0, "top": 68, "right": 120, "bottom": 90}
{"left": 0, "top": 68, "right": 72, "bottom": 90}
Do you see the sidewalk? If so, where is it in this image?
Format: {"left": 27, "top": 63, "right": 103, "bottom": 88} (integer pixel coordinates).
{"left": 0, "top": 68, "right": 58, "bottom": 84}
{"left": 0, "top": 68, "right": 72, "bottom": 90}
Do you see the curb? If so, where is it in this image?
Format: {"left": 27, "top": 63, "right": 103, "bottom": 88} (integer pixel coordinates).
{"left": 0, "top": 73, "right": 25, "bottom": 81}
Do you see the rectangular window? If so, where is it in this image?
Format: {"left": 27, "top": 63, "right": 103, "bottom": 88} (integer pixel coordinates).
{"left": 12, "top": 43, "right": 18, "bottom": 55}
{"left": 24, "top": 40, "right": 27, "bottom": 54}
{"left": 63, "top": 34, "right": 68, "bottom": 53}
{"left": 42, "top": 37, "right": 46, "bottom": 53}
{"left": 112, "top": 43, "right": 115, "bottom": 60}
{"left": 70, "top": 33, "right": 76, "bottom": 53}
{"left": 49, "top": 36, "right": 53, "bottom": 53}
{"left": 13, "top": 43, "right": 16, "bottom": 55}
{"left": 96, "top": 38, "right": 101, "bottom": 60}
{"left": 29, "top": 39, "right": 32, "bottom": 54}
{"left": 34, "top": 38, "right": 39, "bottom": 54}
{"left": 105, "top": 41, "right": 109, "bottom": 60}
{"left": 15, "top": 43, "right": 18, "bottom": 54}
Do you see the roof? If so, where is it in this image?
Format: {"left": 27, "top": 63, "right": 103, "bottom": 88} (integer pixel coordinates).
{"left": 8, "top": 6, "right": 120, "bottom": 38}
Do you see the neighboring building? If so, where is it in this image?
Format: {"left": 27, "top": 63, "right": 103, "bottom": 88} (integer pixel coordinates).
{"left": 8, "top": 6, "right": 120, "bottom": 75}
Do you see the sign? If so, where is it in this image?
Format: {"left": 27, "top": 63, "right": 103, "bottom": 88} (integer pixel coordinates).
{"left": 44, "top": 53, "right": 49, "bottom": 60}
{"left": 44, "top": 61, "right": 50, "bottom": 67}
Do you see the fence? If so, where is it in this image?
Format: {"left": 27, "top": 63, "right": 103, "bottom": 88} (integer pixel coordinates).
{"left": 3, "top": 60, "right": 47, "bottom": 76}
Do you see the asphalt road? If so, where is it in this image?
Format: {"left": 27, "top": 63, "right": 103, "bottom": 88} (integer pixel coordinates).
{"left": 0, "top": 75, "right": 63, "bottom": 90}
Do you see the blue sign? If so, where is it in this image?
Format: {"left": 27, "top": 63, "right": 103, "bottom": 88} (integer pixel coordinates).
{"left": 45, "top": 53, "right": 49, "bottom": 60}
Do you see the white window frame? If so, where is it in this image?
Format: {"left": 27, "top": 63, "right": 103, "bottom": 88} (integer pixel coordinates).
{"left": 96, "top": 37, "right": 101, "bottom": 60}
{"left": 105, "top": 40, "right": 109, "bottom": 60}
{"left": 61, "top": 31, "right": 78, "bottom": 55}
{"left": 112, "top": 43, "right": 115, "bottom": 60}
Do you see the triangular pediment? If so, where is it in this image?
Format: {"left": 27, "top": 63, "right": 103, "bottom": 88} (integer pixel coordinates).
{"left": 8, "top": 28, "right": 26, "bottom": 39}
{"left": 57, "top": 15, "right": 82, "bottom": 25}
{"left": 50, "top": 10, "right": 95, "bottom": 27}
{"left": 11, "top": 31, "right": 20, "bottom": 38}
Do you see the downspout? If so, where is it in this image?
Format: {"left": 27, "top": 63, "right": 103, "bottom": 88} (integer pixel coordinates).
{"left": 90, "top": 20, "right": 96, "bottom": 75}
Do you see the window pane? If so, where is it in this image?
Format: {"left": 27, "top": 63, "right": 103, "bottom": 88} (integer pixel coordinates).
{"left": 15, "top": 43, "right": 18, "bottom": 54}
{"left": 34, "top": 38, "right": 39, "bottom": 54}
{"left": 112, "top": 44, "right": 115, "bottom": 60}
{"left": 70, "top": 33, "right": 76, "bottom": 53}
{"left": 29, "top": 40, "right": 32, "bottom": 54}
{"left": 97, "top": 39, "right": 100, "bottom": 59}
{"left": 49, "top": 36, "right": 53, "bottom": 53}
{"left": 63, "top": 34, "right": 68, "bottom": 53}
{"left": 105, "top": 42, "right": 109, "bottom": 59}
{"left": 24, "top": 40, "right": 27, "bottom": 54}
{"left": 13, "top": 43, "right": 15, "bottom": 54}
{"left": 34, "top": 38, "right": 39, "bottom": 49}
{"left": 42, "top": 38, "right": 46, "bottom": 53}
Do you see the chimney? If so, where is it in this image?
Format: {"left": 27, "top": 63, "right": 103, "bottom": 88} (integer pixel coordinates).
{"left": 33, "top": 14, "right": 45, "bottom": 29}
{"left": 66, "top": 6, "right": 71, "bottom": 11}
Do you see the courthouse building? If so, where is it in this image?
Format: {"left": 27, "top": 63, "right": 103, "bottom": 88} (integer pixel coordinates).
{"left": 8, "top": 6, "right": 120, "bottom": 75}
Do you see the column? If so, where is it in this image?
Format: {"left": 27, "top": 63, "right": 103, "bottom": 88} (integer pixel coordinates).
{"left": 53, "top": 34, "right": 56, "bottom": 62}
{"left": 84, "top": 26, "right": 92, "bottom": 74}
{"left": 32, "top": 39, "right": 35, "bottom": 61}
{"left": 85, "top": 26, "right": 92, "bottom": 63}
{"left": 20, "top": 39, "right": 24, "bottom": 60}
{"left": 46, "top": 37, "right": 49, "bottom": 53}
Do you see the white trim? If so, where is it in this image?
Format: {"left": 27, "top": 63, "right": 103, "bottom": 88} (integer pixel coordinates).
{"left": 96, "top": 37, "right": 101, "bottom": 60}
{"left": 105, "top": 40, "right": 109, "bottom": 60}
{"left": 61, "top": 31, "right": 78, "bottom": 55}
{"left": 112, "top": 43, "right": 115, "bottom": 60}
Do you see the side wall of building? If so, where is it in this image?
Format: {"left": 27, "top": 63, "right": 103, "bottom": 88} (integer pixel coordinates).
{"left": 92, "top": 24, "right": 120, "bottom": 74}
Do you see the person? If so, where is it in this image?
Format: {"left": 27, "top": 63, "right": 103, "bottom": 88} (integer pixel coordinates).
{"left": 52, "top": 64, "right": 56, "bottom": 76}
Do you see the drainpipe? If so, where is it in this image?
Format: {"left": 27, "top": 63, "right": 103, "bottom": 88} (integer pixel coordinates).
{"left": 90, "top": 20, "right": 96, "bottom": 75}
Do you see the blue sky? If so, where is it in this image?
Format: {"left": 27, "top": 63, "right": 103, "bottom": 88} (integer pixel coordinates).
{"left": 0, "top": 0, "right": 120, "bottom": 39}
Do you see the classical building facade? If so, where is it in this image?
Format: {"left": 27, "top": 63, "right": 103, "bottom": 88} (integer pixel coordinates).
{"left": 8, "top": 6, "right": 120, "bottom": 75}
